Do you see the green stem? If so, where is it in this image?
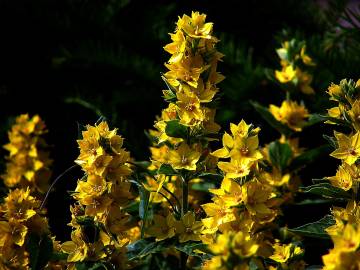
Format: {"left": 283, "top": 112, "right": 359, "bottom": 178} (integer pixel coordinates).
{"left": 180, "top": 174, "right": 189, "bottom": 269}
{"left": 181, "top": 175, "right": 188, "bottom": 215}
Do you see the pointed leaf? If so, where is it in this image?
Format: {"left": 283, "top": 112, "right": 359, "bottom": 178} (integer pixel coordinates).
{"left": 165, "top": 120, "right": 188, "bottom": 139}
{"left": 289, "top": 215, "right": 335, "bottom": 239}
{"left": 157, "top": 164, "right": 177, "bottom": 176}
{"left": 268, "top": 141, "right": 292, "bottom": 171}
{"left": 301, "top": 183, "right": 351, "bottom": 199}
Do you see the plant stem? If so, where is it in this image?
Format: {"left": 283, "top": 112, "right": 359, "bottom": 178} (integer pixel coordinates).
{"left": 40, "top": 164, "right": 78, "bottom": 210}
{"left": 181, "top": 175, "right": 188, "bottom": 215}
{"left": 180, "top": 174, "right": 189, "bottom": 269}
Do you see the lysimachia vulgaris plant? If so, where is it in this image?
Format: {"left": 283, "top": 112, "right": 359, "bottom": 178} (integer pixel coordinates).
{"left": 61, "top": 122, "right": 139, "bottom": 269}
{"left": 0, "top": 115, "right": 64, "bottom": 270}
{"left": 320, "top": 78, "right": 360, "bottom": 269}
{"left": 129, "top": 11, "right": 307, "bottom": 270}
{"left": 3, "top": 8, "right": 360, "bottom": 270}
{"left": 2, "top": 114, "right": 52, "bottom": 196}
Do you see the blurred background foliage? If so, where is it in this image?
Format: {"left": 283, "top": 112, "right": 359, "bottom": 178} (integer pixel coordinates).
{"left": 0, "top": 0, "right": 360, "bottom": 262}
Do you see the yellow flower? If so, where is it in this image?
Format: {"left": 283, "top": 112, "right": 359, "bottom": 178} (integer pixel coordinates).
{"left": 205, "top": 231, "right": 258, "bottom": 269}
{"left": 165, "top": 55, "right": 208, "bottom": 88}
{"left": 74, "top": 174, "right": 109, "bottom": 203}
{"left": 168, "top": 142, "right": 201, "bottom": 170}
{"left": 330, "top": 131, "right": 360, "bottom": 165}
{"left": 180, "top": 79, "right": 218, "bottom": 103}
{"left": 177, "top": 11, "right": 213, "bottom": 39}
{"left": 212, "top": 120, "right": 262, "bottom": 161}
{"left": 164, "top": 30, "right": 186, "bottom": 64}
{"left": 176, "top": 92, "right": 204, "bottom": 126}
{"left": 327, "top": 83, "right": 343, "bottom": 100}
{"left": 211, "top": 132, "right": 235, "bottom": 158}
{"left": 217, "top": 158, "right": 253, "bottom": 178}
{"left": 62, "top": 229, "right": 88, "bottom": 262}
{"left": 201, "top": 198, "right": 236, "bottom": 234}
{"left": 229, "top": 120, "right": 257, "bottom": 138}
{"left": 331, "top": 223, "right": 360, "bottom": 252}
{"left": 269, "top": 100, "right": 309, "bottom": 131}
{"left": 81, "top": 195, "right": 113, "bottom": 218}
{"left": 275, "top": 65, "right": 296, "bottom": 83}
{"left": 209, "top": 177, "right": 242, "bottom": 207}
{"left": 147, "top": 214, "right": 176, "bottom": 241}
{"left": 2, "top": 188, "right": 39, "bottom": 222}
{"left": 300, "top": 45, "right": 315, "bottom": 66}
{"left": 2, "top": 114, "right": 51, "bottom": 193}
{"left": 231, "top": 135, "right": 263, "bottom": 162}
{"left": 175, "top": 212, "right": 203, "bottom": 243}
{"left": 0, "top": 221, "right": 28, "bottom": 247}
{"left": 259, "top": 169, "right": 290, "bottom": 187}
{"left": 349, "top": 99, "right": 360, "bottom": 130}
{"left": 269, "top": 242, "right": 303, "bottom": 263}
{"left": 323, "top": 250, "right": 360, "bottom": 270}
{"left": 231, "top": 231, "right": 259, "bottom": 258}
{"left": 242, "top": 180, "right": 276, "bottom": 222}
{"left": 150, "top": 144, "right": 171, "bottom": 168}
{"left": 327, "top": 163, "right": 353, "bottom": 191}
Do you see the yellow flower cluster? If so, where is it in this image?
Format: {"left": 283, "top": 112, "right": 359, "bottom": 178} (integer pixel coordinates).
{"left": 150, "top": 10, "right": 224, "bottom": 158}
{"left": 269, "top": 100, "right": 309, "bottom": 132}
{"left": 321, "top": 79, "right": 360, "bottom": 268}
{"left": 0, "top": 188, "right": 49, "bottom": 269}
{"left": 2, "top": 114, "right": 52, "bottom": 195}
{"left": 323, "top": 200, "right": 360, "bottom": 269}
{"left": 162, "top": 11, "right": 224, "bottom": 130}
{"left": 201, "top": 120, "right": 304, "bottom": 269}
{"left": 202, "top": 231, "right": 259, "bottom": 270}
{"left": 146, "top": 11, "right": 224, "bottom": 246}
{"left": 274, "top": 39, "right": 315, "bottom": 95}
{"left": 325, "top": 79, "right": 360, "bottom": 191}
{"left": 61, "top": 122, "right": 139, "bottom": 268}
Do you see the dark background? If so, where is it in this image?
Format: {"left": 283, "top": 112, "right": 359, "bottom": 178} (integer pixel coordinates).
{"left": 0, "top": 0, "right": 359, "bottom": 265}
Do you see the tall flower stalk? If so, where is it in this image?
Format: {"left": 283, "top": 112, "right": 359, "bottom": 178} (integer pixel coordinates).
{"left": 61, "top": 122, "right": 139, "bottom": 269}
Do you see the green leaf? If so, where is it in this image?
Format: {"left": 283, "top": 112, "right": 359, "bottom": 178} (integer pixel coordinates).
{"left": 301, "top": 183, "right": 351, "bottom": 199}
{"left": 165, "top": 120, "right": 188, "bottom": 139}
{"left": 268, "top": 141, "right": 292, "bottom": 171}
{"left": 76, "top": 216, "right": 94, "bottom": 226}
{"left": 289, "top": 215, "right": 335, "bottom": 239}
{"left": 174, "top": 241, "right": 210, "bottom": 260}
{"left": 306, "top": 113, "right": 349, "bottom": 127}
{"left": 139, "top": 185, "right": 150, "bottom": 220}
{"left": 289, "top": 145, "right": 331, "bottom": 170}
{"left": 323, "top": 134, "right": 337, "bottom": 149}
{"left": 76, "top": 262, "right": 89, "bottom": 270}
{"left": 27, "top": 234, "right": 53, "bottom": 270}
{"left": 157, "top": 164, "right": 178, "bottom": 176}
{"left": 250, "top": 101, "right": 293, "bottom": 137}
{"left": 127, "top": 238, "right": 172, "bottom": 261}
